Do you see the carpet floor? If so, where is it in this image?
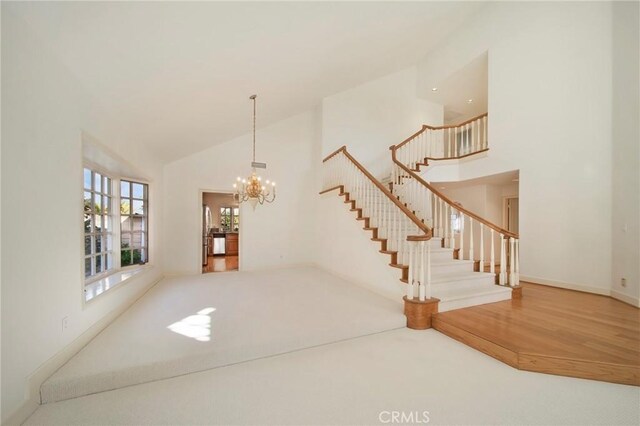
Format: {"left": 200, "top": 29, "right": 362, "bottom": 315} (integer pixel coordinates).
{"left": 27, "top": 328, "right": 640, "bottom": 425}
{"left": 40, "top": 266, "right": 405, "bottom": 403}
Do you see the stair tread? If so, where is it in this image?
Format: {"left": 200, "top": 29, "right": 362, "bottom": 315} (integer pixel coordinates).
{"left": 433, "top": 285, "right": 512, "bottom": 301}
{"left": 431, "top": 270, "right": 494, "bottom": 282}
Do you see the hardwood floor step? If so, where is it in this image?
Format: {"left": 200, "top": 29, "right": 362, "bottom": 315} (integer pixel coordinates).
{"left": 431, "top": 283, "right": 640, "bottom": 385}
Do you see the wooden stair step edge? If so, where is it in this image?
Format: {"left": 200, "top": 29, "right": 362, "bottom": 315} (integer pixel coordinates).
{"left": 389, "top": 263, "right": 409, "bottom": 270}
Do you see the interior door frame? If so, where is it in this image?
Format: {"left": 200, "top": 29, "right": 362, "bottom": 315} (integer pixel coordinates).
{"left": 198, "top": 188, "right": 241, "bottom": 274}
{"left": 502, "top": 196, "right": 519, "bottom": 233}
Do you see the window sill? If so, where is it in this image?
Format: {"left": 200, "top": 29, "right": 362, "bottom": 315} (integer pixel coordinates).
{"left": 84, "top": 265, "right": 150, "bottom": 303}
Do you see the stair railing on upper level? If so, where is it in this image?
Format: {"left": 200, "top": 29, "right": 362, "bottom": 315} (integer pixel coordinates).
{"left": 321, "top": 146, "right": 435, "bottom": 301}
{"left": 390, "top": 119, "right": 519, "bottom": 287}
{"left": 395, "top": 113, "right": 489, "bottom": 171}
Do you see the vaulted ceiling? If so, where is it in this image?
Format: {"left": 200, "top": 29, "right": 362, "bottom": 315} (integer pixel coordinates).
{"left": 7, "top": 1, "right": 486, "bottom": 162}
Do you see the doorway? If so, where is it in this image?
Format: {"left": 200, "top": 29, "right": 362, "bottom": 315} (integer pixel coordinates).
{"left": 202, "top": 192, "right": 239, "bottom": 273}
{"left": 504, "top": 197, "right": 519, "bottom": 234}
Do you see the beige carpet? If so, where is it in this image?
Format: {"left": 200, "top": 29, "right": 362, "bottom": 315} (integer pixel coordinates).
{"left": 41, "top": 266, "right": 405, "bottom": 403}
{"left": 27, "top": 329, "right": 640, "bottom": 425}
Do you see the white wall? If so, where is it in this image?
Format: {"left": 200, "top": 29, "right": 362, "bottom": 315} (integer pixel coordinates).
{"left": 611, "top": 1, "right": 640, "bottom": 307}
{"left": 163, "top": 110, "right": 320, "bottom": 275}
{"left": 417, "top": 2, "right": 614, "bottom": 294}
{"left": 315, "top": 193, "right": 404, "bottom": 302}
{"left": 1, "top": 10, "right": 164, "bottom": 423}
{"left": 321, "top": 67, "right": 443, "bottom": 178}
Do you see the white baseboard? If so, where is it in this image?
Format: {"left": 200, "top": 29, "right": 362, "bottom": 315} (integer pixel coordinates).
{"left": 2, "top": 275, "right": 163, "bottom": 426}
{"left": 519, "top": 275, "right": 610, "bottom": 296}
{"left": 610, "top": 289, "right": 640, "bottom": 308}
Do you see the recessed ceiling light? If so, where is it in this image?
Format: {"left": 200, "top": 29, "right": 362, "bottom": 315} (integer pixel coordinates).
{"left": 467, "top": 99, "right": 473, "bottom": 104}
{"left": 431, "top": 87, "right": 438, "bottom": 92}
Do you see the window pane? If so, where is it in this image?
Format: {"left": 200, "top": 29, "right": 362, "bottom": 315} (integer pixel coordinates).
{"left": 132, "top": 249, "right": 142, "bottom": 264}
{"left": 96, "top": 254, "right": 102, "bottom": 273}
{"left": 84, "top": 212, "right": 92, "bottom": 234}
{"left": 84, "top": 169, "right": 92, "bottom": 190}
{"left": 121, "top": 249, "right": 132, "bottom": 266}
{"left": 103, "top": 176, "right": 111, "bottom": 195}
{"left": 140, "top": 249, "right": 147, "bottom": 263}
{"left": 233, "top": 208, "right": 239, "bottom": 216}
{"left": 103, "top": 214, "right": 111, "bottom": 231}
{"left": 95, "top": 173, "right": 102, "bottom": 193}
{"left": 121, "top": 181, "right": 130, "bottom": 198}
{"left": 96, "top": 234, "right": 110, "bottom": 253}
{"left": 121, "top": 216, "right": 131, "bottom": 232}
{"left": 93, "top": 214, "right": 103, "bottom": 232}
{"left": 132, "top": 183, "right": 144, "bottom": 199}
{"left": 95, "top": 234, "right": 103, "bottom": 253}
{"left": 121, "top": 233, "right": 131, "bottom": 249}
{"left": 84, "top": 258, "right": 92, "bottom": 277}
{"left": 102, "top": 196, "right": 110, "bottom": 214}
{"left": 132, "top": 233, "right": 143, "bottom": 248}
{"left": 94, "top": 194, "right": 102, "bottom": 214}
{"left": 84, "top": 191, "right": 92, "bottom": 213}
{"left": 85, "top": 236, "right": 92, "bottom": 256}
{"left": 105, "top": 253, "right": 113, "bottom": 270}
{"left": 132, "top": 216, "right": 145, "bottom": 232}
{"left": 120, "top": 199, "right": 130, "bottom": 215}
{"left": 132, "top": 200, "right": 144, "bottom": 215}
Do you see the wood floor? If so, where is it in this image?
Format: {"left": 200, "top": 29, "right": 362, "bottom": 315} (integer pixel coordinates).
{"left": 433, "top": 282, "right": 640, "bottom": 386}
{"left": 202, "top": 255, "right": 239, "bottom": 273}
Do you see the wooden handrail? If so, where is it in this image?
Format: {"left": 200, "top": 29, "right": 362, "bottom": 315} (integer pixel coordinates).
{"left": 396, "top": 113, "right": 489, "bottom": 150}
{"left": 323, "top": 146, "right": 431, "bottom": 240}
{"left": 389, "top": 145, "right": 518, "bottom": 239}
{"left": 322, "top": 145, "right": 347, "bottom": 163}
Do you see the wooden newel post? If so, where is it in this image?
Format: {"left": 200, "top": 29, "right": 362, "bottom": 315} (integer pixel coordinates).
{"left": 403, "top": 296, "right": 440, "bottom": 329}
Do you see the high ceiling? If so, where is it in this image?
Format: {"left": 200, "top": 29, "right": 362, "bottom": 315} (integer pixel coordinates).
{"left": 422, "top": 52, "right": 488, "bottom": 124}
{"left": 7, "top": 1, "right": 486, "bottom": 162}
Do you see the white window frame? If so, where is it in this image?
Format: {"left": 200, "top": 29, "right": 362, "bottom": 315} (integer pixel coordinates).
{"left": 83, "top": 166, "right": 116, "bottom": 283}
{"left": 82, "top": 162, "right": 152, "bottom": 302}
{"left": 119, "top": 179, "right": 150, "bottom": 267}
{"left": 219, "top": 206, "right": 239, "bottom": 232}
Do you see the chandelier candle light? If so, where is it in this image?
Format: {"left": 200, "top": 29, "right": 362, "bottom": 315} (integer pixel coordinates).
{"left": 233, "top": 94, "right": 276, "bottom": 209}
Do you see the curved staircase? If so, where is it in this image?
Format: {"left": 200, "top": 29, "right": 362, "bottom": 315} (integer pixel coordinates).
{"left": 320, "top": 114, "right": 519, "bottom": 322}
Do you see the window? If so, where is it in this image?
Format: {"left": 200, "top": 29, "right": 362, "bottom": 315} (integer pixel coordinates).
{"left": 220, "top": 207, "right": 239, "bottom": 231}
{"left": 84, "top": 168, "right": 114, "bottom": 279}
{"left": 120, "top": 180, "right": 149, "bottom": 266}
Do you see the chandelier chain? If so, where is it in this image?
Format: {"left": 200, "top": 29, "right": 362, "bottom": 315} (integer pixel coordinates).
{"left": 252, "top": 94, "right": 256, "bottom": 163}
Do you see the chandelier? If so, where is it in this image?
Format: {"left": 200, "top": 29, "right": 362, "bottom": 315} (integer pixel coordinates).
{"left": 233, "top": 94, "right": 276, "bottom": 209}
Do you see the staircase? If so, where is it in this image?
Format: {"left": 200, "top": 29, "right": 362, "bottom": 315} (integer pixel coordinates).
{"left": 320, "top": 113, "right": 518, "bottom": 320}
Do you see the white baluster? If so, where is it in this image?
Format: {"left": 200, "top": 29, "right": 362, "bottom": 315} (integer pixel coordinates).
{"left": 509, "top": 237, "right": 515, "bottom": 287}
{"left": 469, "top": 217, "right": 474, "bottom": 262}
{"left": 443, "top": 203, "right": 449, "bottom": 248}
{"left": 449, "top": 206, "right": 455, "bottom": 249}
{"left": 479, "top": 224, "right": 485, "bottom": 272}
{"left": 500, "top": 236, "right": 507, "bottom": 285}
{"left": 490, "top": 229, "right": 496, "bottom": 277}
{"left": 425, "top": 242, "right": 431, "bottom": 299}
{"left": 515, "top": 239, "right": 520, "bottom": 285}
{"left": 408, "top": 241, "right": 414, "bottom": 299}
{"left": 459, "top": 213, "right": 465, "bottom": 260}
{"left": 483, "top": 116, "right": 488, "bottom": 149}
{"left": 419, "top": 241, "right": 426, "bottom": 301}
